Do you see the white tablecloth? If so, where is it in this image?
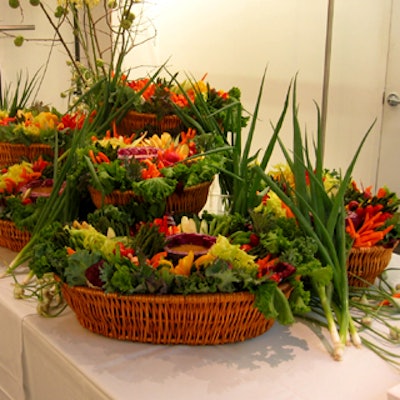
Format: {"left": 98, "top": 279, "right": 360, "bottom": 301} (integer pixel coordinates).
{"left": 1, "top": 251, "right": 399, "bottom": 400}
{"left": 0, "top": 250, "right": 35, "bottom": 400}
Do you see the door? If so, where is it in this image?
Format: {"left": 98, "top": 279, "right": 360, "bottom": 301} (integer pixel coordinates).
{"left": 376, "top": 0, "right": 400, "bottom": 192}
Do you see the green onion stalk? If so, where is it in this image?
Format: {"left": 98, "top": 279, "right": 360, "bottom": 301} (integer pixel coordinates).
{"left": 253, "top": 77, "right": 375, "bottom": 360}
{"left": 170, "top": 71, "right": 399, "bottom": 363}
{"left": 0, "top": 69, "right": 42, "bottom": 117}
{"left": 347, "top": 272, "right": 400, "bottom": 368}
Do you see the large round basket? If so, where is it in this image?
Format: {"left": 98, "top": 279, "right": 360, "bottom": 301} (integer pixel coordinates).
{"left": 88, "top": 181, "right": 212, "bottom": 215}
{"left": 59, "top": 280, "right": 293, "bottom": 345}
{"left": 0, "top": 142, "right": 54, "bottom": 165}
{"left": 346, "top": 243, "right": 397, "bottom": 287}
{"left": 117, "top": 111, "right": 184, "bottom": 135}
{"left": 0, "top": 219, "right": 31, "bottom": 252}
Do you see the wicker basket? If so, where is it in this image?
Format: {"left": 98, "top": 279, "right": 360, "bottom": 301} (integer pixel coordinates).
{"left": 88, "top": 187, "right": 135, "bottom": 208}
{"left": 0, "top": 142, "right": 55, "bottom": 165}
{"left": 88, "top": 181, "right": 212, "bottom": 215}
{"left": 59, "top": 280, "right": 293, "bottom": 345}
{"left": 117, "top": 111, "right": 184, "bottom": 135}
{"left": 347, "top": 243, "right": 397, "bottom": 287}
{"left": 0, "top": 219, "right": 31, "bottom": 252}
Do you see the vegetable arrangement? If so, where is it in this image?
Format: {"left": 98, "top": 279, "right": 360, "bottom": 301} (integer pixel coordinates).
{"left": 0, "top": 107, "right": 78, "bottom": 148}
{"left": 26, "top": 205, "right": 322, "bottom": 325}
{"left": 0, "top": 158, "right": 56, "bottom": 232}
{"left": 84, "top": 127, "right": 225, "bottom": 211}
{"left": 345, "top": 183, "right": 400, "bottom": 248}
{"left": 1, "top": 69, "right": 399, "bottom": 368}
{"left": 118, "top": 74, "right": 247, "bottom": 128}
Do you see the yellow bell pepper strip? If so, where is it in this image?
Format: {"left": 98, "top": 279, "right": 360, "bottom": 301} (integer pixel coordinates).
{"left": 170, "top": 251, "right": 195, "bottom": 276}
{"left": 194, "top": 253, "right": 216, "bottom": 269}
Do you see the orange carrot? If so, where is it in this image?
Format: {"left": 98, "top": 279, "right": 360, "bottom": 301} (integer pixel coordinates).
{"left": 112, "top": 120, "right": 118, "bottom": 138}
{"left": 354, "top": 232, "right": 384, "bottom": 247}
{"left": 353, "top": 225, "right": 394, "bottom": 247}
{"left": 66, "top": 247, "right": 76, "bottom": 255}
{"left": 346, "top": 218, "right": 357, "bottom": 239}
{"left": 357, "top": 212, "right": 383, "bottom": 234}
{"left": 88, "top": 149, "right": 97, "bottom": 164}
{"left": 97, "top": 151, "right": 110, "bottom": 163}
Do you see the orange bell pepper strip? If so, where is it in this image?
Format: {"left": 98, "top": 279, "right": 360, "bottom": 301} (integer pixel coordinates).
{"left": 141, "top": 159, "right": 161, "bottom": 179}
{"left": 180, "top": 128, "right": 196, "bottom": 145}
{"left": 66, "top": 247, "right": 76, "bottom": 256}
{"left": 97, "top": 151, "right": 110, "bottom": 163}
{"left": 256, "top": 255, "right": 279, "bottom": 278}
{"left": 4, "top": 178, "right": 17, "bottom": 193}
{"left": 149, "top": 251, "right": 168, "bottom": 268}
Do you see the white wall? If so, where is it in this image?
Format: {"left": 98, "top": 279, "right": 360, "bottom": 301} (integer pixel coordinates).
{"left": 325, "top": 0, "right": 391, "bottom": 186}
{"left": 0, "top": 0, "right": 392, "bottom": 187}
{"left": 130, "top": 0, "right": 392, "bottom": 186}
{"left": 0, "top": 3, "right": 70, "bottom": 111}
{"left": 131, "top": 0, "right": 327, "bottom": 166}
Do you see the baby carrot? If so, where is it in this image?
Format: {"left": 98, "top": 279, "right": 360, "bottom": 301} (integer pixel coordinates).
{"left": 97, "top": 151, "right": 110, "bottom": 163}
{"left": 88, "top": 149, "right": 97, "bottom": 164}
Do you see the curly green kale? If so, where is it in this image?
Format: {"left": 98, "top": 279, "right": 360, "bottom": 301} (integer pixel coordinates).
{"left": 87, "top": 205, "right": 134, "bottom": 236}
{"left": 28, "top": 222, "right": 70, "bottom": 278}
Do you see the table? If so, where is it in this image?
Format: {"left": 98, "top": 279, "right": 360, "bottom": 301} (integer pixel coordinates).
{"left": 1, "top": 251, "right": 399, "bottom": 400}
{"left": 0, "top": 249, "right": 35, "bottom": 400}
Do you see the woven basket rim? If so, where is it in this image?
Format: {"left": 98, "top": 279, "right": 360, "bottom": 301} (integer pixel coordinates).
{"left": 0, "top": 141, "right": 53, "bottom": 148}
{"left": 89, "top": 180, "right": 211, "bottom": 195}
{"left": 123, "top": 110, "right": 182, "bottom": 120}
{"left": 350, "top": 241, "right": 399, "bottom": 253}
{"left": 58, "top": 278, "right": 292, "bottom": 302}
{"left": 88, "top": 180, "right": 212, "bottom": 213}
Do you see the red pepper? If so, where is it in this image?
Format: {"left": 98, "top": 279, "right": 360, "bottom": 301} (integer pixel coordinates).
{"left": 240, "top": 244, "right": 252, "bottom": 252}
{"left": 347, "top": 200, "right": 359, "bottom": 211}
{"left": 116, "top": 242, "right": 135, "bottom": 258}
{"left": 249, "top": 233, "right": 260, "bottom": 246}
